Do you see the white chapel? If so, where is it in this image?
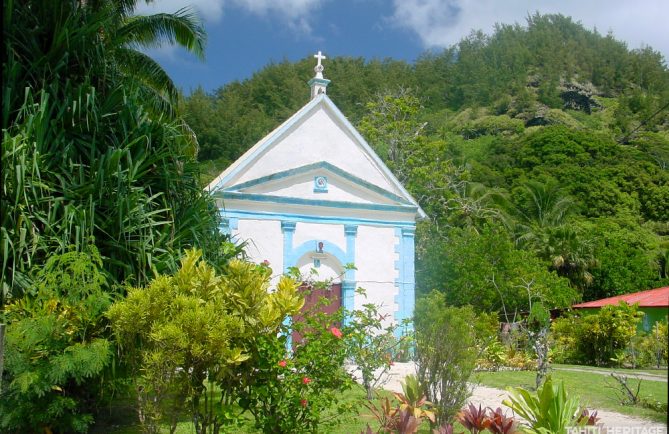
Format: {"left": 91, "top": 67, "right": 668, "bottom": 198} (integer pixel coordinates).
{"left": 207, "top": 52, "right": 426, "bottom": 337}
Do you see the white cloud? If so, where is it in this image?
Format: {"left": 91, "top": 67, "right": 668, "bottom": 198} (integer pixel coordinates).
{"left": 390, "top": 0, "right": 669, "bottom": 61}
{"left": 135, "top": 0, "right": 225, "bottom": 22}
{"left": 134, "top": 0, "right": 326, "bottom": 33}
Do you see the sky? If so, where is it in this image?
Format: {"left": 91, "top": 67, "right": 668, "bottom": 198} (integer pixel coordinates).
{"left": 135, "top": 0, "right": 669, "bottom": 94}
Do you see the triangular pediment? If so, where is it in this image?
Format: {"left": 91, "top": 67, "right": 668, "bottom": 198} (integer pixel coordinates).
{"left": 224, "top": 161, "right": 412, "bottom": 206}
{"left": 207, "top": 94, "right": 426, "bottom": 218}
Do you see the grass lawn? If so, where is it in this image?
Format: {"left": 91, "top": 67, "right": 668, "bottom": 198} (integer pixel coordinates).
{"left": 473, "top": 368, "right": 668, "bottom": 424}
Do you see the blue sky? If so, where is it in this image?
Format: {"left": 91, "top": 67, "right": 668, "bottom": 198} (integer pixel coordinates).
{"left": 136, "top": 0, "right": 669, "bottom": 95}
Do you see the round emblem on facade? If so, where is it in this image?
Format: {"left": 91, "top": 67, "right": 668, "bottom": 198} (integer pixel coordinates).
{"left": 314, "top": 175, "right": 328, "bottom": 192}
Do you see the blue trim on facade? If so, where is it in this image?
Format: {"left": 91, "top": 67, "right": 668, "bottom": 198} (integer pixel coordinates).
{"left": 219, "top": 217, "right": 239, "bottom": 235}
{"left": 281, "top": 221, "right": 297, "bottom": 350}
{"left": 223, "top": 161, "right": 411, "bottom": 205}
{"left": 394, "top": 227, "right": 416, "bottom": 339}
{"left": 220, "top": 209, "right": 415, "bottom": 228}
{"left": 219, "top": 191, "right": 417, "bottom": 213}
{"left": 343, "top": 225, "right": 357, "bottom": 325}
{"left": 288, "top": 241, "right": 347, "bottom": 271}
{"left": 307, "top": 77, "right": 331, "bottom": 87}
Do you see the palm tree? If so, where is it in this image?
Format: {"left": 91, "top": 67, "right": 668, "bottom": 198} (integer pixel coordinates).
{"left": 1, "top": 0, "right": 221, "bottom": 303}
{"left": 495, "top": 180, "right": 595, "bottom": 291}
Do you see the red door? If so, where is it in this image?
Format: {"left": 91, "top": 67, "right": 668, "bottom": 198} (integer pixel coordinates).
{"left": 291, "top": 282, "right": 342, "bottom": 348}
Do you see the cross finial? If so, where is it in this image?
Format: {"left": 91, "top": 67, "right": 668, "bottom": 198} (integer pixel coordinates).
{"left": 308, "top": 50, "right": 330, "bottom": 99}
{"left": 313, "top": 50, "right": 326, "bottom": 79}
{"left": 314, "top": 51, "right": 326, "bottom": 67}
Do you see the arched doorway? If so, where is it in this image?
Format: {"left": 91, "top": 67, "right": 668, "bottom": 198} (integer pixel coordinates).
{"left": 291, "top": 251, "right": 344, "bottom": 347}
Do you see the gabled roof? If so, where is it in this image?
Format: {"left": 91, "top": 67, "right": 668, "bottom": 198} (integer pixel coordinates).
{"left": 573, "top": 286, "right": 669, "bottom": 308}
{"left": 206, "top": 94, "right": 427, "bottom": 219}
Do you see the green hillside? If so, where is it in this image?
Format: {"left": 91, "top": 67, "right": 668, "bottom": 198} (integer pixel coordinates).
{"left": 186, "top": 13, "right": 669, "bottom": 306}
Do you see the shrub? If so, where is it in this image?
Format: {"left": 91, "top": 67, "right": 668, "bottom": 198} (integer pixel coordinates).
{"left": 107, "top": 250, "right": 305, "bottom": 434}
{"left": 550, "top": 303, "right": 643, "bottom": 366}
{"left": 415, "top": 291, "right": 477, "bottom": 424}
{"left": 1, "top": 248, "right": 112, "bottom": 433}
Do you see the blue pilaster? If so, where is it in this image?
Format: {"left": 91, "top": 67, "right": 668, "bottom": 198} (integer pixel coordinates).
{"left": 281, "top": 221, "right": 296, "bottom": 273}
{"left": 394, "top": 226, "right": 416, "bottom": 339}
{"left": 343, "top": 225, "right": 358, "bottom": 324}
{"left": 281, "top": 221, "right": 296, "bottom": 350}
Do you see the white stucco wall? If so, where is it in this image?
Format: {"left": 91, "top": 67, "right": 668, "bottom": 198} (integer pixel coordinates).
{"left": 234, "top": 106, "right": 401, "bottom": 196}
{"left": 234, "top": 219, "right": 283, "bottom": 272}
{"left": 292, "top": 222, "right": 346, "bottom": 254}
{"left": 354, "top": 225, "right": 400, "bottom": 324}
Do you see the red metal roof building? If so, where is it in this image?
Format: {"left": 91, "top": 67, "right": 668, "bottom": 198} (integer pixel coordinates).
{"left": 573, "top": 286, "right": 669, "bottom": 332}
{"left": 573, "top": 286, "right": 669, "bottom": 309}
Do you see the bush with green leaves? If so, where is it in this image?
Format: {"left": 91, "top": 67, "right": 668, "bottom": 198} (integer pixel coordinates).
{"left": 238, "top": 311, "right": 354, "bottom": 433}
{"left": 414, "top": 291, "right": 478, "bottom": 425}
{"left": 107, "top": 250, "right": 305, "bottom": 434}
{"left": 551, "top": 302, "right": 643, "bottom": 366}
{"left": 0, "top": 247, "right": 112, "bottom": 433}
{"left": 625, "top": 320, "right": 669, "bottom": 368}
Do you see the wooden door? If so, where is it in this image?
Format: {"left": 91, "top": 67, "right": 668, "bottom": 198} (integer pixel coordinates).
{"left": 291, "top": 283, "right": 342, "bottom": 348}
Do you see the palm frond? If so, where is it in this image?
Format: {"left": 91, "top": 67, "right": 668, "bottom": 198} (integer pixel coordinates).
{"left": 116, "top": 8, "right": 206, "bottom": 59}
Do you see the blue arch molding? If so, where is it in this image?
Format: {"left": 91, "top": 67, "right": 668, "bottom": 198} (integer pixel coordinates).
{"left": 280, "top": 222, "right": 359, "bottom": 349}
{"left": 394, "top": 227, "right": 416, "bottom": 340}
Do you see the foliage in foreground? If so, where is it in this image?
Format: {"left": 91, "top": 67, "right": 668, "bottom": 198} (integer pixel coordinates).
{"left": 503, "top": 376, "right": 598, "bottom": 434}
{"left": 108, "top": 250, "right": 305, "bottom": 433}
{"left": 0, "top": 248, "right": 112, "bottom": 433}
{"left": 108, "top": 251, "right": 361, "bottom": 433}
{"left": 414, "top": 291, "right": 478, "bottom": 425}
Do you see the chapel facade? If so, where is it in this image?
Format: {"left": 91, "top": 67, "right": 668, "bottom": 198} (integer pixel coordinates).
{"left": 207, "top": 52, "right": 425, "bottom": 337}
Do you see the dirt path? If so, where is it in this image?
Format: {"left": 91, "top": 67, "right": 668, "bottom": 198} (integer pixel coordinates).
{"left": 553, "top": 366, "right": 668, "bottom": 382}
{"left": 356, "top": 362, "right": 667, "bottom": 432}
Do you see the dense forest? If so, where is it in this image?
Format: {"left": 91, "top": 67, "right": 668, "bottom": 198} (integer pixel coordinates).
{"left": 185, "top": 13, "right": 669, "bottom": 307}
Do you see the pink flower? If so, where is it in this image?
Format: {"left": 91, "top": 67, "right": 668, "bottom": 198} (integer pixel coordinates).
{"left": 300, "top": 399, "right": 308, "bottom": 407}
{"left": 278, "top": 360, "right": 287, "bottom": 368}
{"left": 302, "top": 377, "right": 312, "bottom": 385}
{"left": 262, "top": 259, "right": 270, "bottom": 266}
{"left": 330, "top": 327, "right": 343, "bottom": 339}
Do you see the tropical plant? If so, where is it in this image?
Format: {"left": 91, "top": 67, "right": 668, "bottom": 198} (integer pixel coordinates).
{"left": 503, "top": 376, "right": 583, "bottom": 434}
{"left": 551, "top": 302, "right": 643, "bottom": 366}
{"left": 395, "top": 374, "right": 436, "bottom": 424}
{"left": 1, "top": 0, "right": 223, "bottom": 307}
{"left": 457, "top": 404, "right": 490, "bottom": 434}
{"left": 366, "top": 395, "right": 423, "bottom": 434}
{"left": 486, "top": 407, "right": 520, "bottom": 434}
{"left": 0, "top": 247, "right": 113, "bottom": 433}
{"left": 238, "top": 312, "right": 354, "bottom": 434}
